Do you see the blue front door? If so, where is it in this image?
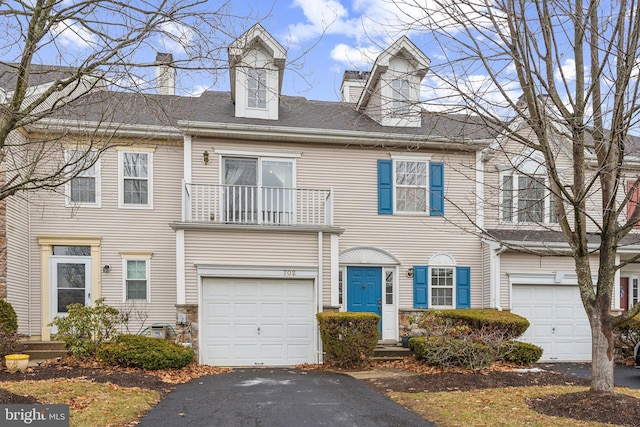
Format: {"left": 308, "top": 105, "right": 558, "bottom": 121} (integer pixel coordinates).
{"left": 347, "top": 267, "right": 382, "bottom": 328}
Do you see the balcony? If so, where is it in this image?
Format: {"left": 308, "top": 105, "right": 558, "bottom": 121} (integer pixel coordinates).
{"left": 183, "top": 182, "right": 334, "bottom": 226}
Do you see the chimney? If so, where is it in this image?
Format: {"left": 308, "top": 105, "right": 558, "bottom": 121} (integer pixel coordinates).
{"left": 340, "top": 70, "right": 370, "bottom": 103}
{"left": 155, "top": 53, "right": 176, "bottom": 96}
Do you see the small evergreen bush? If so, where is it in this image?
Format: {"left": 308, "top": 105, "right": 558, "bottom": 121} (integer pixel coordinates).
{"left": 317, "top": 312, "right": 380, "bottom": 368}
{"left": 96, "top": 334, "right": 194, "bottom": 370}
{"left": 501, "top": 341, "right": 543, "bottom": 365}
{"left": 435, "top": 309, "right": 530, "bottom": 340}
{"left": 0, "top": 299, "right": 18, "bottom": 333}
{"left": 409, "top": 336, "right": 495, "bottom": 370}
{"left": 49, "top": 298, "right": 121, "bottom": 357}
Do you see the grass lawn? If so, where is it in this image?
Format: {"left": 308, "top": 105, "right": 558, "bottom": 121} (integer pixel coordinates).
{"left": 389, "top": 385, "right": 640, "bottom": 426}
{"left": 0, "top": 379, "right": 160, "bottom": 427}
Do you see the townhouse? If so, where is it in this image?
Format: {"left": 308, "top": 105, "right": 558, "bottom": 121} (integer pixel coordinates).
{"left": 2, "top": 24, "right": 635, "bottom": 365}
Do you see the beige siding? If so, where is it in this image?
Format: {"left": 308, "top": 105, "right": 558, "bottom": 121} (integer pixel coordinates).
{"left": 183, "top": 229, "right": 319, "bottom": 304}
{"left": 7, "top": 191, "right": 32, "bottom": 334}
{"left": 481, "top": 242, "right": 491, "bottom": 308}
{"left": 499, "top": 252, "right": 600, "bottom": 309}
{"left": 190, "top": 139, "right": 484, "bottom": 310}
{"left": 22, "top": 143, "right": 182, "bottom": 332}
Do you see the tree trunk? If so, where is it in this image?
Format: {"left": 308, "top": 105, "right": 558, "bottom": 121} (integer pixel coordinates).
{"left": 590, "top": 312, "right": 615, "bottom": 393}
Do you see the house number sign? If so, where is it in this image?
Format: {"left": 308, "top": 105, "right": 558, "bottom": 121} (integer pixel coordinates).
{"left": 283, "top": 269, "right": 296, "bottom": 276}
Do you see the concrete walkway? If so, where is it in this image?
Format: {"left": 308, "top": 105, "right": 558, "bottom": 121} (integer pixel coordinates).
{"left": 138, "top": 368, "right": 432, "bottom": 427}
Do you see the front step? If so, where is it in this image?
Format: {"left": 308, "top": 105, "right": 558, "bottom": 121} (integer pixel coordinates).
{"left": 20, "top": 341, "right": 67, "bottom": 361}
{"left": 373, "top": 345, "right": 412, "bottom": 359}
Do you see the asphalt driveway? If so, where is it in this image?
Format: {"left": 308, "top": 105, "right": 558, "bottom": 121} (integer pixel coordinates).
{"left": 544, "top": 362, "right": 640, "bottom": 389}
{"left": 138, "top": 368, "right": 432, "bottom": 427}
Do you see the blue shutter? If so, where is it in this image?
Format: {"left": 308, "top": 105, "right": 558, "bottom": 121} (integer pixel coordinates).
{"left": 456, "top": 266, "right": 471, "bottom": 309}
{"left": 413, "top": 266, "right": 428, "bottom": 308}
{"left": 430, "top": 162, "right": 444, "bottom": 216}
{"left": 378, "top": 160, "right": 393, "bottom": 215}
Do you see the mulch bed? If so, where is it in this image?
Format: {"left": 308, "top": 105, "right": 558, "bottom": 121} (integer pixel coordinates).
{"left": 2, "top": 357, "right": 640, "bottom": 426}
{"left": 364, "top": 361, "right": 640, "bottom": 426}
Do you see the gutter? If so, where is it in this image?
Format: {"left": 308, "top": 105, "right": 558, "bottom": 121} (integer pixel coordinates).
{"left": 177, "top": 120, "right": 493, "bottom": 151}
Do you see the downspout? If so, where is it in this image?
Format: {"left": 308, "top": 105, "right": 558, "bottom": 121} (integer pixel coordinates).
{"left": 317, "top": 231, "right": 323, "bottom": 363}
{"left": 28, "top": 194, "right": 32, "bottom": 336}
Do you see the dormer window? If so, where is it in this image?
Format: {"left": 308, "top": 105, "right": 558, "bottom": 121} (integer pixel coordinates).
{"left": 392, "top": 79, "right": 410, "bottom": 115}
{"left": 248, "top": 69, "right": 267, "bottom": 109}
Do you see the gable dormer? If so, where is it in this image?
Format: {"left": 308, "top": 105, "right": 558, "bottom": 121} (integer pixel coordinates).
{"left": 357, "top": 37, "right": 430, "bottom": 127}
{"left": 228, "top": 24, "right": 286, "bottom": 120}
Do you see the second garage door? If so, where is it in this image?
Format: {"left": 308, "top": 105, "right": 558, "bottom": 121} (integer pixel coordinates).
{"left": 511, "top": 284, "right": 591, "bottom": 362}
{"left": 201, "top": 278, "right": 315, "bottom": 366}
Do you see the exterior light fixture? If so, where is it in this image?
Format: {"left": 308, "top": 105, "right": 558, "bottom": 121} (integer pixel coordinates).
{"left": 102, "top": 264, "right": 111, "bottom": 273}
{"left": 203, "top": 150, "right": 209, "bottom": 165}
{"left": 407, "top": 268, "right": 414, "bottom": 278}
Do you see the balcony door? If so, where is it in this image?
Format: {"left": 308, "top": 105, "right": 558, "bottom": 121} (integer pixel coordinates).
{"left": 222, "top": 157, "right": 294, "bottom": 224}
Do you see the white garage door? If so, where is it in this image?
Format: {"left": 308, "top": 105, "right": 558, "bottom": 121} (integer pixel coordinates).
{"left": 201, "top": 278, "right": 315, "bottom": 366}
{"left": 512, "top": 284, "right": 591, "bottom": 362}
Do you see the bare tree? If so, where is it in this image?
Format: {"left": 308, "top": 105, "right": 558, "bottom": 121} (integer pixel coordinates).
{"left": 0, "top": 0, "right": 249, "bottom": 199}
{"left": 379, "top": 0, "right": 640, "bottom": 393}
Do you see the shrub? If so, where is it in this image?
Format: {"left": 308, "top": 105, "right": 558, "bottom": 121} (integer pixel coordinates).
{"left": 49, "top": 298, "right": 121, "bottom": 357}
{"left": 96, "top": 334, "right": 194, "bottom": 370}
{"left": 317, "top": 312, "right": 379, "bottom": 368}
{"left": 0, "top": 299, "right": 18, "bottom": 333}
{"left": 500, "top": 341, "right": 543, "bottom": 365}
{"left": 614, "top": 314, "right": 640, "bottom": 359}
{"left": 435, "top": 309, "right": 530, "bottom": 340}
{"left": 409, "top": 336, "right": 495, "bottom": 370}
{"left": 0, "top": 325, "right": 25, "bottom": 358}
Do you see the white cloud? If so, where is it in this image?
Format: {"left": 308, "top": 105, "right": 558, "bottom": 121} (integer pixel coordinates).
{"left": 51, "top": 20, "right": 98, "bottom": 49}
{"left": 330, "top": 43, "right": 379, "bottom": 68}
{"left": 555, "top": 58, "right": 577, "bottom": 82}
{"left": 158, "top": 21, "right": 194, "bottom": 55}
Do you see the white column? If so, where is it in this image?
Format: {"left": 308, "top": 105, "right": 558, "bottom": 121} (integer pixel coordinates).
{"left": 330, "top": 234, "right": 339, "bottom": 307}
{"left": 176, "top": 229, "right": 186, "bottom": 305}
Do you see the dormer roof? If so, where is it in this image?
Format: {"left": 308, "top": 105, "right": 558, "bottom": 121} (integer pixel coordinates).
{"left": 228, "top": 23, "right": 287, "bottom": 103}
{"left": 356, "top": 36, "right": 431, "bottom": 112}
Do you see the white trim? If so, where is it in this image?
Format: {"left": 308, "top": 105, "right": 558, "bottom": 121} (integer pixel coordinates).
{"left": 176, "top": 230, "right": 185, "bottom": 305}
{"left": 64, "top": 149, "right": 101, "bottom": 208}
{"left": 330, "top": 234, "right": 339, "bottom": 307}
{"left": 118, "top": 150, "right": 154, "bottom": 209}
{"left": 184, "top": 135, "right": 192, "bottom": 184}
{"left": 476, "top": 151, "right": 484, "bottom": 230}
{"left": 508, "top": 272, "right": 597, "bottom": 285}
{"left": 392, "top": 157, "right": 431, "bottom": 214}
{"left": 121, "top": 255, "right": 151, "bottom": 303}
{"left": 214, "top": 148, "right": 301, "bottom": 158}
{"left": 499, "top": 170, "right": 555, "bottom": 224}
{"left": 339, "top": 246, "right": 400, "bottom": 265}
{"left": 195, "top": 264, "right": 318, "bottom": 279}
{"left": 428, "top": 265, "right": 456, "bottom": 309}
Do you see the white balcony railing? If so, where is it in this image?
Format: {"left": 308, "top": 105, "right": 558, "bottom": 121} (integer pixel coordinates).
{"left": 183, "top": 182, "right": 333, "bottom": 226}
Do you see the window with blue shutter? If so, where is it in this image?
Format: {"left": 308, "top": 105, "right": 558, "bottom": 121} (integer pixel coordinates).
{"left": 413, "top": 266, "right": 428, "bottom": 308}
{"left": 430, "top": 162, "right": 444, "bottom": 216}
{"left": 378, "top": 160, "right": 393, "bottom": 214}
{"left": 456, "top": 266, "right": 471, "bottom": 309}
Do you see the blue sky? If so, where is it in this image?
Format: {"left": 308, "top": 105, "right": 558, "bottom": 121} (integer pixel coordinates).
{"left": 209, "top": 0, "right": 428, "bottom": 102}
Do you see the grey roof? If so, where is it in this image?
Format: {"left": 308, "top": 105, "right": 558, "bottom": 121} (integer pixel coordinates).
{"left": 486, "top": 229, "right": 640, "bottom": 248}
{"left": 45, "top": 89, "right": 498, "bottom": 142}
{"left": 0, "top": 63, "right": 78, "bottom": 91}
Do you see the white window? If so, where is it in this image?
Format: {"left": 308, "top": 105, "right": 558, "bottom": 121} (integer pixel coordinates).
{"left": 65, "top": 149, "right": 100, "bottom": 207}
{"left": 247, "top": 69, "right": 267, "bottom": 109}
{"left": 501, "top": 173, "right": 556, "bottom": 223}
{"left": 385, "top": 270, "right": 394, "bottom": 304}
{"left": 222, "top": 156, "right": 294, "bottom": 224}
{"left": 395, "top": 160, "right": 428, "bottom": 213}
{"left": 430, "top": 267, "right": 454, "bottom": 308}
{"left": 391, "top": 79, "right": 411, "bottom": 115}
{"left": 123, "top": 258, "right": 150, "bottom": 301}
{"left": 119, "top": 151, "right": 153, "bottom": 208}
